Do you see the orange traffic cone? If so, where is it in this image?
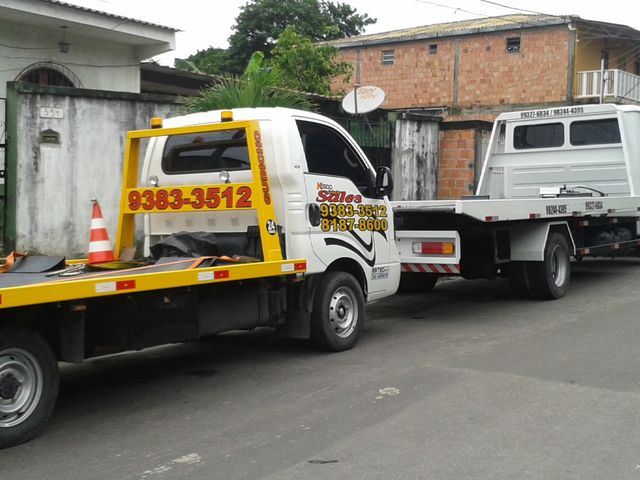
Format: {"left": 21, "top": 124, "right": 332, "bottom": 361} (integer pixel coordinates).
{"left": 88, "top": 198, "right": 115, "bottom": 264}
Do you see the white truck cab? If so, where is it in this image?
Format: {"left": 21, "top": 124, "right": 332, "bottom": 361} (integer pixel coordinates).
{"left": 141, "top": 107, "right": 400, "bottom": 301}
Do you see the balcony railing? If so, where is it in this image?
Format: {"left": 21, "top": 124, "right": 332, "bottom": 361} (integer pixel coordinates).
{"left": 576, "top": 69, "right": 640, "bottom": 103}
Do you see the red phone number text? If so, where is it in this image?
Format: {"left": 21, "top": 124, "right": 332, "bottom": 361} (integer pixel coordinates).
{"left": 128, "top": 186, "right": 253, "bottom": 211}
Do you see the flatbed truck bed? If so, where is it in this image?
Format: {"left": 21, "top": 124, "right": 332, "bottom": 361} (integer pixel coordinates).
{"left": 0, "top": 257, "right": 306, "bottom": 309}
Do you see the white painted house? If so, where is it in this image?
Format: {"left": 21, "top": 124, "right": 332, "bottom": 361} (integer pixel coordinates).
{"left": 0, "top": 0, "right": 179, "bottom": 255}
{"left": 0, "top": 0, "right": 177, "bottom": 96}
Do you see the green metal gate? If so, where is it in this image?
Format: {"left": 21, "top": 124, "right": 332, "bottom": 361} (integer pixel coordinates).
{"left": 335, "top": 116, "right": 394, "bottom": 169}
{"left": 0, "top": 97, "right": 6, "bottom": 252}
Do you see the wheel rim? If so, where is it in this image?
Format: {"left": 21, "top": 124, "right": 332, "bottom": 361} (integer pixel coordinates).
{"left": 328, "top": 286, "right": 358, "bottom": 339}
{"left": 0, "top": 348, "right": 43, "bottom": 428}
{"left": 550, "top": 244, "right": 568, "bottom": 288}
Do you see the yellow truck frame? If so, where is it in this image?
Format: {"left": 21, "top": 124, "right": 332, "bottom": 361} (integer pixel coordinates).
{"left": 0, "top": 120, "right": 306, "bottom": 309}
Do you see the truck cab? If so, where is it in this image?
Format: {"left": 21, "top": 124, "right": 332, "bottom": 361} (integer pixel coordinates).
{"left": 141, "top": 108, "right": 400, "bottom": 301}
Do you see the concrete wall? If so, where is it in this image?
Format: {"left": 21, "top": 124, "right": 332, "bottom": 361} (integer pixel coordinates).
{"left": 7, "top": 83, "right": 183, "bottom": 256}
{"left": 335, "top": 25, "right": 571, "bottom": 114}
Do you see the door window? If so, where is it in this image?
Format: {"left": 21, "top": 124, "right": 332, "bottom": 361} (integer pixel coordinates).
{"left": 297, "top": 120, "right": 374, "bottom": 196}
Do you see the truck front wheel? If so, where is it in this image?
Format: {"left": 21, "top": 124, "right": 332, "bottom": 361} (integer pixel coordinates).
{"left": 311, "top": 271, "right": 364, "bottom": 352}
{"left": 0, "top": 328, "right": 59, "bottom": 449}
{"left": 529, "top": 232, "right": 571, "bottom": 299}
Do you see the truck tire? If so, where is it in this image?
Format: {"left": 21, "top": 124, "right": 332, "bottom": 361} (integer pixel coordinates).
{"left": 528, "top": 232, "right": 571, "bottom": 299}
{"left": 310, "top": 271, "right": 364, "bottom": 352}
{"left": 398, "top": 273, "right": 438, "bottom": 293}
{"left": 508, "top": 262, "right": 534, "bottom": 298}
{"left": 0, "top": 328, "right": 59, "bottom": 449}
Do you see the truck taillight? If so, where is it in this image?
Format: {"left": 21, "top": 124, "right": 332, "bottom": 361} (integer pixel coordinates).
{"left": 412, "top": 241, "right": 455, "bottom": 255}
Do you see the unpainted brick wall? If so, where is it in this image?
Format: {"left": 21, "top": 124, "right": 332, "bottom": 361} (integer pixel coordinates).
{"left": 438, "top": 129, "right": 476, "bottom": 199}
{"left": 335, "top": 25, "right": 570, "bottom": 111}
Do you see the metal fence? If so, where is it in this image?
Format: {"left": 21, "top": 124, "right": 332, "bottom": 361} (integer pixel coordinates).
{"left": 335, "top": 116, "right": 394, "bottom": 169}
{"left": 0, "top": 98, "right": 6, "bottom": 250}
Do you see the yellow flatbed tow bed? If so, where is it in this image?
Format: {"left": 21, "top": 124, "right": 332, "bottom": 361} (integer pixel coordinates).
{"left": 0, "top": 120, "right": 307, "bottom": 309}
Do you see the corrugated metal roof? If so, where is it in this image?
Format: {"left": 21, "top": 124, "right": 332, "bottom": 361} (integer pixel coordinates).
{"left": 330, "top": 14, "right": 568, "bottom": 47}
{"left": 39, "top": 0, "right": 179, "bottom": 31}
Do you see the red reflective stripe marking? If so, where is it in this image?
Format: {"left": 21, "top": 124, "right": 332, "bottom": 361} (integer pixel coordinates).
{"left": 0, "top": 294, "right": 3, "bottom": 305}
{"left": 294, "top": 262, "right": 306, "bottom": 271}
{"left": 90, "top": 229, "right": 110, "bottom": 241}
{"left": 214, "top": 270, "right": 229, "bottom": 279}
{"left": 402, "top": 263, "right": 461, "bottom": 274}
{"left": 116, "top": 280, "right": 136, "bottom": 290}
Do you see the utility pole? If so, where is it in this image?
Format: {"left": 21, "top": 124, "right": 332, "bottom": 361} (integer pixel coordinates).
{"left": 354, "top": 49, "right": 361, "bottom": 115}
{"left": 599, "top": 57, "right": 605, "bottom": 104}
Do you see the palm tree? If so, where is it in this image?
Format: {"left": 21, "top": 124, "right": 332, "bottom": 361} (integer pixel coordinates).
{"left": 185, "top": 52, "right": 315, "bottom": 112}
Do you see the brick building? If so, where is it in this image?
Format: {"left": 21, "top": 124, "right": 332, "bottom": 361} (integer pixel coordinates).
{"left": 331, "top": 14, "right": 640, "bottom": 199}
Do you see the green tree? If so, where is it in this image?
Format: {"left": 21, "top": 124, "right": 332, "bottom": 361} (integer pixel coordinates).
{"left": 185, "top": 52, "right": 315, "bottom": 112}
{"left": 174, "top": 47, "right": 230, "bottom": 75}
{"left": 270, "top": 26, "right": 352, "bottom": 95}
{"left": 225, "top": 0, "right": 375, "bottom": 74}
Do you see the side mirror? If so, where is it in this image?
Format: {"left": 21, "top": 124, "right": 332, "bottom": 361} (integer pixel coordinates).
{"left": 375, "top": 166, "right": 394, "bottom": 197}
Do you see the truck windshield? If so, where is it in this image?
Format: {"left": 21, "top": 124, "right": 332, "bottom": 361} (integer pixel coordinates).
{"left": 162, "top": 128, "right": 250, "bottom": 174}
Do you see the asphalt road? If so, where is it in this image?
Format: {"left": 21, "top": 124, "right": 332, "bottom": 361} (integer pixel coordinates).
{"left": 3, "top": 258, "right": 640, "bottom": 479}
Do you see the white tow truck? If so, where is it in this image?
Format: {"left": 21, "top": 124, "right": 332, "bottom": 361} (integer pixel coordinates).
{"left": 2, "top": 103, "right": 639, "bottom": 448}
{"left": 394, "top": 103, "right": 640, "bottom": 298}
{"left": 0, "top": 107, "right": 398, "bottom": 448}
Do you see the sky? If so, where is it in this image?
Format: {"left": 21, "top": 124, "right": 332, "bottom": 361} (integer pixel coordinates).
{"left": 64, "top": 0, "right": 640, "bottom": 66}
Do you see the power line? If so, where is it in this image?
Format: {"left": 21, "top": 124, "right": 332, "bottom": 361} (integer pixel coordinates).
{"left": 474, "top": 0, "right": 552, "bottom": 16}
{"left": 409, "top": 0, "right": 484, "bottom": 17}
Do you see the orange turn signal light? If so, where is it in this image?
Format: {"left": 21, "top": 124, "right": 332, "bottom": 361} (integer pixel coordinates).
{"left": 413, "top": 241, "right": 455, "bottom": 255}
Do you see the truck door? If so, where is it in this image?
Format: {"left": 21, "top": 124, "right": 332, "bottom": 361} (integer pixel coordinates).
{"left": 296, "top": 119, "right": 392, "bottom": 294}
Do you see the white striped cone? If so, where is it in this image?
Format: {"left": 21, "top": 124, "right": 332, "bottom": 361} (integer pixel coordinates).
{"left": 88, "top": 199, "right": 115, "bottom": 264}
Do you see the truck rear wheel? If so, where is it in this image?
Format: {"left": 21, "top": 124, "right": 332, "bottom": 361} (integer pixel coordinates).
{"left": 0, "top": 328, "right": 59, "bottom": 449}
{"left": 528, "top": 232, "right": 571, "bottom": 299}
{"left": 398, "top": 273, "right": 438, "bottom": 293}
{"left": 311, "top": 271, "right": 364, "bottom": 352}
{"left": 508, "top": 262, "right": 534, "bottom": 298}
